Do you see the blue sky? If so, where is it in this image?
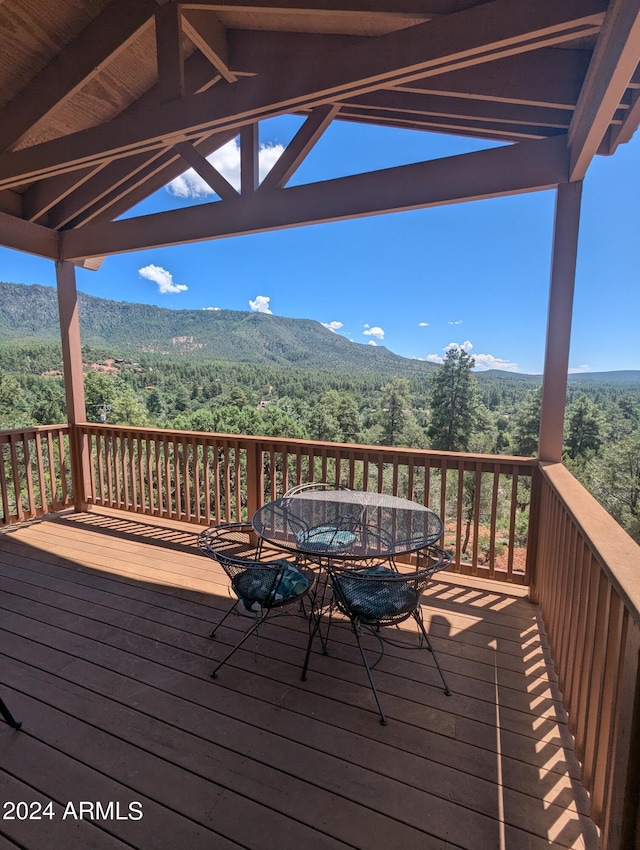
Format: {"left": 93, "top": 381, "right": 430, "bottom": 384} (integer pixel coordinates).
{"left": 1, "top": 115, "right": 639, "bottom": 375}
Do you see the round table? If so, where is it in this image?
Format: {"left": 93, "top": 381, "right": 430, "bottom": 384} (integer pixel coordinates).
{"left": 252, "top": 490, "right": 444, "bottom": 561}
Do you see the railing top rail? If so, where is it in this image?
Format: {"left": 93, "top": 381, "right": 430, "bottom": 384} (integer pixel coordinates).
{"left": 75, "top": 422, "right": 538, "bottom": 468}
{"left": 0, "top": 424, "right": 70, "bottom": 439}
{"left": 540, "top": 462, "right": 640, "bottom": 624}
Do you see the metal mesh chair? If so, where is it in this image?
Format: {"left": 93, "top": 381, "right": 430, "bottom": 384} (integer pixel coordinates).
{"left": 198, "top": 522, "right": 316, "bottom": 678}
{"left": 302, "top": 547, "right": 452, "bottom": 725}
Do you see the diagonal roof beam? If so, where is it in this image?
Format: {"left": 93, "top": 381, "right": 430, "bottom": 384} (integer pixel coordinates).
{"left": 568, "top": 0, "right": 640, "bottom": 180}
{"left": 60, "top": 134, "right": 569, "bottom": 260}
{"left": 0, "top": 0, "right": 158, "bottom": 154}
{"left": 393, "top": 49, "right": 592, "bottom": 110}
{"left": 23, "top": 164, "right": 108, "bottom": 223}
{"left": 57, "top": 130, "right": 238, "bottom": 228}
{"left": 258, "top": 104, "right": 339, "bottom": 192}
{"left": 173, "top": 140, "right": 239, "bottom": 198}
{"left": 178, "top": 1, "right": 476, "bottom": 15}
{"left": 181, "top": 8, "right": 237, "bottom": 82}
{"left": 0, "top": 0, "right": 606, "bottom": 190}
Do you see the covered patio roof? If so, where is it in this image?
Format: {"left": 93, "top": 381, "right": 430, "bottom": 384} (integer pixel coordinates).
{"left": 0, "top": 0, "right": 639, "bottom": 460}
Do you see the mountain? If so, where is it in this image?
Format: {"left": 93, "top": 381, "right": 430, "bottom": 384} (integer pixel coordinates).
{"left": 2, "top": 281, "right": 639, "bottom": 386}
{"left": 0, "top": 281, "right": 435, "bottom": 375}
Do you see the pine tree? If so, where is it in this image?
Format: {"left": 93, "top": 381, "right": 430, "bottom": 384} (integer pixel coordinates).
{"left": 427, "top": 348, "right": 478, "bottom": 451}
{"left": 565, "top": 394, "right": 602, "bottom": 459}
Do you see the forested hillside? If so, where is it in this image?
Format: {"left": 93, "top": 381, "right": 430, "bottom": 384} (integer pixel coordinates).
{"left": 1, "top": 280, "right": 640, "bottom": 544}
{"left": 0, "top": 281, "right": 435, "bottom": 374}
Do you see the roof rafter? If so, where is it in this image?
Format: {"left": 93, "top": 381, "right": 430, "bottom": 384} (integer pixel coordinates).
{"left": 0, "top": 0, "right": 606, "bottom": 190}
{"left": 59, "top": 130, "right": 239, "bottom": 228}
{"left": 173, "top": 139, "right": 239, "bottom": 198}
{"left": 60, "top": 134, "right": 569, "bottom": 260}
{"left": 568, "top": 0, "right": 640, "bottom": 179}
{"left": 392, "top": 49, "right": 592, "bottom": 109}
{"left": 182, "top": 7, "right": 237, "bottom": 82}
{"left": 258, "top": 104, "right": 339, "bottom": 192}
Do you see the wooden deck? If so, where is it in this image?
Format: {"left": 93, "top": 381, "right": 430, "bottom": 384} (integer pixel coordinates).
{"left": 0, "top": 509, "right": 599, "bottom": 850}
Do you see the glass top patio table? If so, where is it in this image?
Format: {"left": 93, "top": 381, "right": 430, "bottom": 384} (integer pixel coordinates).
{"left": 252, "top": 490, "right": 444, "bottom": 560}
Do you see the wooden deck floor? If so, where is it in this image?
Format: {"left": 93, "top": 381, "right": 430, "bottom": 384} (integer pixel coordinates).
{"left": 0, "top": 510, "right": 599, "bottom": 850}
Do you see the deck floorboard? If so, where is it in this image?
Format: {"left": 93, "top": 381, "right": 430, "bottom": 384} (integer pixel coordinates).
{"left": 0, "top": 511, "right": 600, "bottom": 850}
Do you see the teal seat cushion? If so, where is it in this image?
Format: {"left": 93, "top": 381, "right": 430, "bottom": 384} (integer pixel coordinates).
{"left": 334, "top": 565, "right": 417, "bottom": 623}
{"left": 233, "top": 561, "right": 310, "bottom": 612}
{"left": 296, "top": 525, "right": 357, "bottom": 551}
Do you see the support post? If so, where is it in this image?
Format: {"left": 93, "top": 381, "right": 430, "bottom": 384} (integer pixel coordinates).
{"left": 538, "top": 181, "right": 583, "bottom": 463}
{"left": 245, "top": 442, "right": 264, "bottom": 521}
{"left": 56, "top": 260, "right": 90, "bottom": 509}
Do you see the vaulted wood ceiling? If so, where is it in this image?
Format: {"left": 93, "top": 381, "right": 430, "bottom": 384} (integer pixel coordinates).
{"left": 0, "top": 0, "right": 639, "bottom": 264}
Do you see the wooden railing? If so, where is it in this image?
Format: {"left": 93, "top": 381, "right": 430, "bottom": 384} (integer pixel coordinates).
{"left": 76, "top": 423, "right": 537, "bottom": 583}
{"left": 0, "top": 425, "right": 72, "bottom": 526}
{"left": 533, "top": 463, "right": 640, "bottom": 850}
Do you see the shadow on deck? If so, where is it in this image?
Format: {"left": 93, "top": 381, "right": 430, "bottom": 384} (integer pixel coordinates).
{"left": 0, "top": 510, "right": 599, "bottom": 849}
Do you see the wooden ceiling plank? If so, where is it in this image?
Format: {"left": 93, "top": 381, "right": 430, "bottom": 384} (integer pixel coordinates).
{"left": 181, "top": 8, "right": 237, "bottom": 82}
{"left": 60, "top": 133, "right": 568, "bottom": 260}
{"left": 173, "top": 140, "right": 239, "bottom": 198}
{"left": 0, "top": 210, "right": 58, "bottom": 259}
{"left": 0, "top": 0, "right": 159, "bottom": 154}
{"left": 240, "top": 124, "right": 259, "bottom": 194}
{"left": 155, "top": 2, "right": 186, "bottom": 102}
{"left": 568, "top": 0, "right": 640, "bottom": 180}
{"left": 391, "top": 49, "right": 592, "bottom": 110}
{"left": 0, "top": 0, "right": 606, "bottom": 190}
{"left": 258, "top": 104, "right": 339, "bottom": 192}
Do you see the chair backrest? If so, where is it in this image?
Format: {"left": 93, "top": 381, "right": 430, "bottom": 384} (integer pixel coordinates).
{"left": 197, "top": 522, "right": 314, "bottom": 609}
{"left": 328, "top": 548, "right": 451, "bottom": 627}
{"left": 283, "top": 482, "right": 350, "bottom": 497}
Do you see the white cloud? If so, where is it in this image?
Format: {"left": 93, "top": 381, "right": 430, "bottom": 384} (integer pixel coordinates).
{"left": 138, "top": 264, "right": 188, "bottom": 294}
{"left": 203, "top": 306, "right": 221, "bottom": 311}
{"left": 569, "top": 364, "right": 591, "bottom": 373}
{"left": 166, "top": 139, "right": 285, "bottom": 198}
{"left": 472, "top": 353, "right": 520, "bottom": 372}
{"left": 428, "top": 339, "right": 519, "bottom": 371}
{"left": 249, "top": 295, "right": 272, "bottom": 314}
{"left": 445, "top": 340, "right": 473, "bottom": 352}
{"left": 322, "top": 321, "right": 344, "bottom": 332}
{"left": 448, "top": 320, "right": 463, "bottom": 325}
{"left": 418, "top": 322, "right": 430, "bottom": 327}
{"left": 363, "top": 326, "right": 385, "bottom": 340}
{"left": 368, "top": 340, "right": 378, "bottom": 346}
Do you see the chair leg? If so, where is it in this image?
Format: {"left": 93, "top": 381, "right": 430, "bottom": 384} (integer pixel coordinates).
{"left": 211, "top": 608, "right": 270, "bottom": 678}
{"left": 351, "top": 625, "right": 388, "bottom": 726}
{"left": 0, "top": 696, "right": 22, "bottom": 730}
{"left": 413, "top": 611, "right": 452, "bottom": 696}
{"left": 209, "top": 599, "right": 240, "bottom": 638}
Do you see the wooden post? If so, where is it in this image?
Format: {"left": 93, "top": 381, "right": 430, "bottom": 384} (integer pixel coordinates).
{"left": 538, "top": 181, "right": 583, "bottom": 463}
{"left": 245, "top": 442, "right": 264, "bottom": 520}
{"left": 56, "top": 260, "right": 90, "bottom": 510}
